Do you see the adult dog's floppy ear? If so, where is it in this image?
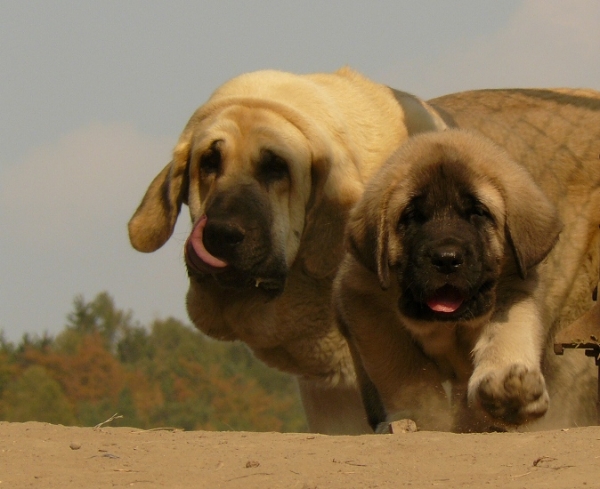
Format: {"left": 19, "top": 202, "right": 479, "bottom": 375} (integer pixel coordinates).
{"left": 300, "top": 141, "right": 363, "bottom": 279}
{"left": 128, "top": 140, "right": 190, "bottom": 253}
{"left": 503, "top": 165, "right": 562, "bottom": 279}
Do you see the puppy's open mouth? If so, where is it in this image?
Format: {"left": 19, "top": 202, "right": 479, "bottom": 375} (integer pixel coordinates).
{"left": 185, "top": 215, "right": 229, "bottom": 274}
{"left": 426, "top": 285, "right": 465, "bottom": 314}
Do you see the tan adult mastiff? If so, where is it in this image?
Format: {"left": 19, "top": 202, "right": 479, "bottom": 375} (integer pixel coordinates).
{"left": 129, "top": 66, "right": 600, "bottom": 433}
{"left": 128, "top": 68, "right": 446, "bottom": 434}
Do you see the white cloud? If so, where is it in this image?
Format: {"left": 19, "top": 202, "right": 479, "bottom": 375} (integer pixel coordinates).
{"left": 1, "top": 123, "right": 173, "bottom": 247}
{"left": 465, "top": 0, "right": 600, "bottom": 87}
{"left": 0, "top": 123, "right": 191, "bottom": 341}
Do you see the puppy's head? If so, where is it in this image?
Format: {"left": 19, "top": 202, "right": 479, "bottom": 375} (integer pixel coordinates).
{"left": 347, "top": 129, "right": 561, "bottom": 325}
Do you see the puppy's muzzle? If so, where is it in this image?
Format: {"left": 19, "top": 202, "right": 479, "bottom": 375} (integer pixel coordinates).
{"left": 431, "top": 243, "right": 464, "bottom": 274}
{"left": 421, "top": 240, "right": 472, "bottom": 314}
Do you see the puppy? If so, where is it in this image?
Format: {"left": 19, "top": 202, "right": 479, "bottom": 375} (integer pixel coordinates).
{"left": 334, "top": 129, "right": 571, "bottom": 432}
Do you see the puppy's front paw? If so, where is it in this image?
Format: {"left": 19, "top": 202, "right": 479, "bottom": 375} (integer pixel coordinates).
{"left": 469, "top": 364, "right": 549, "bottom": 426}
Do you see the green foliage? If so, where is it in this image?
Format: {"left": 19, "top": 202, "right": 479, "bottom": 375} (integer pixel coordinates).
{"left": 61, "top": 292, "right": 137, "bottom": 353}
{"left": 0, "top": 292, "right": 307, "bottom": 432}
{"left": 0, "top": 352, "right": 15, "bottom": 399}
{"left": 117, "top": 325, "right": 151, "bottom": 364}
{"left": 0, "top": 366, "right": 76, "bottom": 425}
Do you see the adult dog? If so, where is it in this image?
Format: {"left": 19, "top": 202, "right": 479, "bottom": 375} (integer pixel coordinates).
{"left": 129, "top": 67, "right": 600, "bottom": 433}
{"left": 334, "top": 127, "right": 600, "bottom": 432}
{"left": 128, "top": 68, "right": 446, "bottom": 434}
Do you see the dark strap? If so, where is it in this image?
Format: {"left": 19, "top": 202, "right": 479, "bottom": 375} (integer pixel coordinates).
{"left": 389, "top": 88, "right": 457, "bottom": 133}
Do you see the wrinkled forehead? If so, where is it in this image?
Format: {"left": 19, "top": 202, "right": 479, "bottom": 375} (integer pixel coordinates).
{"left": 189, "top": 105, "right": 311, "bottom": 165}
{"left": 388, "top": 158, "right": 506, "bottom": 220}
{"left": 415, "top": 160, "right": 476, "bottom": 206}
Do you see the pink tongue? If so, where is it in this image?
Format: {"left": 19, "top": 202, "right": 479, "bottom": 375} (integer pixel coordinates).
{"left": 426, "top": 287, "right": 464, "bottom": 313}
{"left": 188, "top": 216, "right": 228, "bottom": 268}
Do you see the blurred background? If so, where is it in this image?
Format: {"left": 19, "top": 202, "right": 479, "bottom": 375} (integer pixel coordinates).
{"left": 1, "top": 1, "right": 598, "bottom": 430}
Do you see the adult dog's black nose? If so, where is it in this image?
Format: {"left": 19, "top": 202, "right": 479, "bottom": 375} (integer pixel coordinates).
{"left": 431, "top": 245, "right": 464, "bottom": 274}
{"left": 203, "top": 220, "right": 245, "bottom": 258}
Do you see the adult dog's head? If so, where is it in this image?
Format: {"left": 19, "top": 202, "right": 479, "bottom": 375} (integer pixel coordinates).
{"left": 128, "top": 69, "right": 441, "bottom": 305}
{"left": 347, "top": 129, "right": 561, "bottom": 328}
{"left": 128, "top": 72, "right": 348, "bottom": 298}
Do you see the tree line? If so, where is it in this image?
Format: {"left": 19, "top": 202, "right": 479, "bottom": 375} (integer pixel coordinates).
{"left": 0, "top": 292, "right": 306, "bottom": 432}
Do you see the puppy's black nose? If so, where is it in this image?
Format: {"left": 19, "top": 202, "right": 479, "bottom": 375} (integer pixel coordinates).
{"left": 203, "top": 220, "right": 245, "bottom": 258}
{"left": 431, "top": 245, "right": 464, "bottom": 274}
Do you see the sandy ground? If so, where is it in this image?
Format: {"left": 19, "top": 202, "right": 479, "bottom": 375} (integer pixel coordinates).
{"left": 1, "top": 421, "right": 599, "bottom": 488}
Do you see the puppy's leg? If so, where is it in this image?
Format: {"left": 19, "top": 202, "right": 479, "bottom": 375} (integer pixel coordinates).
{"left": 468, "top": 295, "right": 549, "bottom": 426}
{"left": 334, "top": 257, "right": 453, "bottom": 432}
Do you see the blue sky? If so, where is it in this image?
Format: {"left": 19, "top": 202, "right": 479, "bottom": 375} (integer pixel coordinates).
{"left": 1, "top": 1, "right": 599, "bottom": 341}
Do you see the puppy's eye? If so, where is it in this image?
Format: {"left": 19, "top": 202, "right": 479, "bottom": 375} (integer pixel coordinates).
{"left": 468, "top": 199, "right": 493, "bottom": 222}
{"left": 200, "top": 140, "right": 222, "bottom": 176}
{"left": 399, "top": 208, "right": 413, "bottom": 226}
{"left": 398, "top": 204, "right": 424, "bottom": 228}
{"left": 398, "top": 196, "right": 426, "bottom": 228}
{"left": 258, "top": 150, "right": 289, "bottom": 183}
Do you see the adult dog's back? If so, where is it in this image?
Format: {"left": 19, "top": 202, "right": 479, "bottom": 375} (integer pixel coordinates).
{"left": 427, "top": 90, "right": 599, "bottom": 428}
{"left": 431, "top": 89, "right": 600, "bottom": 331}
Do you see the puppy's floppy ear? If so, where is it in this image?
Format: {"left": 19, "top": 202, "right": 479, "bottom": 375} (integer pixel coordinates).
{"left": 503, "top": 167, "right": 562, "bottom": 279}
{"left": 346, "top": 177, "right": 395, "bottom": 290}
{"left": 375, "top": 201, "right": 392, "bottom": 290}
{"left": 128, "top": 138, "right": 191, "bottom": 253}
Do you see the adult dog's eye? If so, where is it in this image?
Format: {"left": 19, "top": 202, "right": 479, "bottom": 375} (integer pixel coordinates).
{"left": 258, "top": 150, "right": 289, "bottom": 183}
{"left": 200, "top": 140, "right": 222, "bottom": 176}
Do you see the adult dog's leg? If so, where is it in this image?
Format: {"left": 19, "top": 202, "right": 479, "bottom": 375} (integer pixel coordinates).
{"left": 297, "top": 379, "right": 372, "bottom": 434}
